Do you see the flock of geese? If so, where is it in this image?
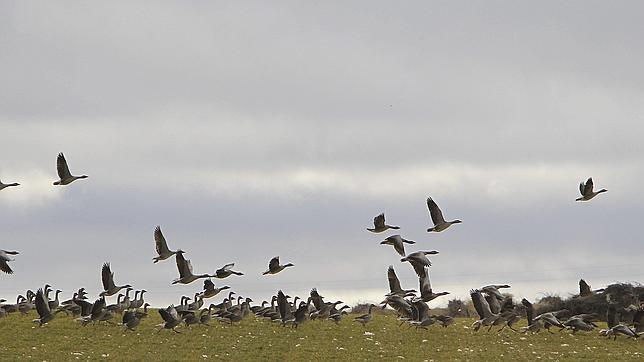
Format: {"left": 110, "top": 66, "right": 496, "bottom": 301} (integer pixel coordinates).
{"left": 1, "top": 153, "right": 642, "bottom": 341}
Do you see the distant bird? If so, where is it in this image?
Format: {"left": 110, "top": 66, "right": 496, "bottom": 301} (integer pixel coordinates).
{"left": 153, "top": 226, "right": 184, "bottom": 263}
{"left": 172, "top": 251, "right": 214, "bottom": 284}
{"left": 576, "top": 177, "right": 607, "bottom": 201}
{"left": 53, "top": 152, "right": 88, "bottom": 186}
{"left": 100, "top": 263, "right": 132, "bottom": 296}
{"left": 367, "top": 213, "right": 400, "bottom": 233}
{"left": 33, "top": 288, "right": 54, "bottom": 326}
{"left": 400, "top": 251, "right": 439, "bottom": 277}
{"left": 0, "top": 250, "right": 19, "bottom": 274}
{"left": 380, "top": 235, "right": 415, "bottom": 257}
{"left": 418, "top": 267, "right": 449, "bottom": 302}
{"left": 354, "top": 304, "right": 376, "bottom": 327}
{"left": 214, "top": 263, "right": 243, "bottom": 279}
{"left": 262, "top": 256, "right": 294, "bottom": 275}
{"left": 386, "top": 266, "right": 416, "bottom": 297}
{"left": 575, "top": 279, "right": 605, "bottom": 298}
{"left": 426, "top": 197, "right": 461, "bottom": 232}
{"left": 0, "top": 179, "right": 19, "bottom": 191}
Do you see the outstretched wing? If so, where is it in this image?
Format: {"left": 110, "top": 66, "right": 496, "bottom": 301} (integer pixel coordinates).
{"left": 521, "top": 298, "right": 534, "bottom": 325}
{"left": 101, "top": 263, "right": 116, "bottom": 290}
{"left": 0, "top": 259, "right": 13, "bottom": 274}
{"left": 579, "top": 279, "right": 591, "bottom": 297}
{"left": 203, "top": 279, "right": 215, "bottom": 292}
{"left": 35, "top": 288, "right": 51, "bottom": 319}
{"left": 123, "top": 310, "right": 136, "bottom": 324}
{"left": 159, "top": 307, "right": 177, "bottom": 323}
{"left": 470, "top": 289, "right": 492, "bottom": 319}
{"left": 387, "top": 266, "right": 403, "bottom": 294}
{"left": 221, "top": 263, "right": 234, "bottom": 271}
{"left": 175, "top": 253, "right": 191, "bottom": 278}
{"left": 419, "top": 268, "right": 432, "bottom": 300}
{"left": 582, "top": 178, "right": 594, "bottom": 196}
{"left": 373, "top": 213, "right": 385, "bottom": 228}
{"left": 268, "top": 257, "right": 280, "bottom": 271}
{"left": 56, "top": 153, "right": 72, "bottom": 179}
{"left": 426, "top": 197, "right": 445, "bottom": 225}
{"left": 154, "top": 226, "right": 171, "bottom": 255}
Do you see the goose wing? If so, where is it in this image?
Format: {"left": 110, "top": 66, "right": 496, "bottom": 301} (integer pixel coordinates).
{"left": 268, "top": 256, "right": 280, "bottom": 271}
{"left": 426, "top": 197, "right": 445, "bottom": 225}
{"left": 123, "top": 310, "right": 136, "bottom": 324}
{"left": 90, "top": 297, "right": 105, "bottom": 318}
{"left": 387, "top": 266, "right": 403, "bottom": 294}
{"left": 220, "top": 263, "right": 234, "bottom": 272}
{"left": 419, "top": 268, "right": 432, "bottom": 300}
{"left": 56, "top": 152, "right": 72, "bottom": 179}
{"left": 373, "top": 213, "right": 385, "bottom": 229}
{"left": 500, "top": 297, "right": 514, "bottom": 313}
{"left": 310, "top": 288, "right": 324, "bottom": 311}
{"left": 579, "top": 279, "right": 591, "bottom": 297}
{"left": 159, "top": 307, "right": 177, "bottom": 323}
{"left": 521, "top": 298, "right": 534, "bottom": 325}
{"left": 0, "top": 259, "right": 13, "bottom": 274}
{"left": 582, "top": 178, "right": 594, "bottom": 196}
{"left": 470, "top": 289, "right": 492, "bottom": 319}
{"left": 154, "top": 226, "right": 171, "bottom": 255}
{"left": 101, "top": 263, "right": 116, "bottom": 291}
{"left": 175, "top": 253, "right": 192, "bottom": 278}
{"left": 35, "top": 288, "right": 51, "bottom": 319}
{"left": 203, "top": 279, "right": 215, "bottom": 292}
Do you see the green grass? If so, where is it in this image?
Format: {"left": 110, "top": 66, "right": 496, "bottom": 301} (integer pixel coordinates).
{"left": 0, "top": 312, "right": 642, "bottom": 361}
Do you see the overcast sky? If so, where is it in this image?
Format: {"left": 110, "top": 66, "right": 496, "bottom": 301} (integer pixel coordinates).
{"left": 1, "top": 1, "right": 642, "bottom": 308}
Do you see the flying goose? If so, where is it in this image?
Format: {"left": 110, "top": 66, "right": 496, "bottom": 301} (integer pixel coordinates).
{"left": 602, "top": 324, "right": 641, "bottom": 340}
{"left": 199, "top": 279, "right": 230, "bottom": 299}
{"left": 380, "top": 235, "right": 415, "bottom": 257}
{"left": 263, "top": 256, "right": 294, "bottom": 275}
{"left": 564, "top": 317, "right": 596, "bottom": 334}
{"left": 418, "top": 267, "right": 449, "bottom": 302}
{"left": 575, "top": 279, "right": 605, "bottom": 298}
{"left": 214, "top": 263, "right": 243, "bottom": 279}
{"left": 534, "top": 312, "right": 566, "bottom": 333}
{"left": 426, "top": 197, "right": 461, "bottom": 232}
{"left": 53, "top": 152, "right": 88, "bottom": 186}
{"left": 99, "top": 262, "right": 132, "bottom": 296}
{"left": 354, "top": 304, "right": 376, "bottom": 327}
{"left": 0, "top": 179, "right": 19, "bottom": 191}
{"left": 153, "top": 226, "right": 184, "bottom": 263}
{"left": 576, "top": 177, "right": 607, "bottom": 201}
{"left": 408, "top": 299, "right": 435, "bottom": 330}
{"left": 367, "top": 213, "right": 400, "bottom": 233}
{"left": 386, "top": 265, "right": 416, "bottom": 297}
{"left": 480, "top": 284, "right": 511, "bottom": 300}
{"left": 33, "top": 288, "right": 54, "bottom": 326}
{"left": 400, "top": 251, "right": 439, "bottom": 277}
{"left": 172, "top": 251, "right": 214, "bottom": 284}
{"left": 0, "top": 250, "right": 19, "bottom": 274}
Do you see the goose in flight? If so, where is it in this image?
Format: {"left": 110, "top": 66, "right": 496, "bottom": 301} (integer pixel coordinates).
{"left": 0, "top": 250, "right": 19, "bottom": 274}
{"left": 263, "top": 256, "right": 294, "bottom": 275}
{"left": 153, "top": 226, "right": 184, "bottom": 263}
{"left": 400, "top": 250, "right": 439, "bottom": 277}
{"left": 172, "top": 251, "right": 214, "bottom": 284}
{"left": 215, "top": 263, "right": 244, "bottom": 279}
{"left": 426, "top": 197, "right": 461, "bottom": 232}
{"left": 575, "top": 279, "right": 605, "bottom": 298}
{"left": 367, "top": 213, "right": 400, "bottom": 233}
{"left": 470, "top": 289, "right": 500, "bottom": 331}
{"left": 576, "top": 177, "right": 607, "bottom": 201}
{"left": 53, "top": 153, "right": 88, "bottom": 186}
{"left": 418, "top": 267, "right": 449, "bottom": 302}
{"left": 100, "top": 263, "right": 132, "bottom": 296}
{"left": 158, "top": 306, "right": 182, "bottom": 333}
{"left": 33, "top": 288, "right": 55, "bottom": 326}
{"left": 199, "top": 279, "right": 230, "bottom": 299}
{"left": 380, "top": 235, "right": 415, "bottom": 257}
{"left": 386, "top": 265, "right": 416, "bottom": 297}
{"left": 0, "top": 179, "right": 19, "bottom": 191}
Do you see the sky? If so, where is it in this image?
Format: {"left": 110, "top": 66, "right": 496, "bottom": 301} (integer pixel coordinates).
{"left": 1, "top": 1, "right": 643, "bottom": 308}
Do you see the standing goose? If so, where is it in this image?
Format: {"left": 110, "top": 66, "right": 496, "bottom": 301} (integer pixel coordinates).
{"left": 0, "top": 179, "right": 19, "bottom": 191}
{"left": 386, "top": 265, "right": 416, "bottom": 297}
{"left": 214, "top": 263, "right": 244, "bottom": 279}
{"left": 99, "top": 263, "right": 132, "bottom": 297}
{"left": 418, "top": 267, "right": 449, "bottom": 302}
{"left": 33, "top": 288, "right": 54, "bottom": 326}
{"left": 172, "top": 251, "right": 214, "bottom": 284}
{"left": 426, "top": 197, "right": 461, "bottom": 232}
{"left": 263, "top": 256, "right": 294, "bottom": 275}
{"left": 53, "top": 152, "right": 88, "bottom": 185}
{"left": 153, "top": 226, "right": 184, "bottom": 263}
{"left": 400, "top": 251, "right": 439, "bottom": 277}
{"left": 576, "top": 177, "right": 607, "bottom": 201}
{"left": 354, "top": 304, "right": 376, "bottom": 327}
{"left": 380, "top": 235, "right": 415, "bottom": 257}
{"left": 367, "top": 213, "right": 400, "bottom": 233}
{"left": 0, "top": 250, "right": 19, "bottom": 274}
{"left": 199, "top": 279, "right": 230, "bottom": 299}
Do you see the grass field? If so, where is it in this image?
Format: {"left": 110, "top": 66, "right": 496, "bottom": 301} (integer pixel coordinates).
{"left": 0, "top": 311, "right": 642, "bottom": 361}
